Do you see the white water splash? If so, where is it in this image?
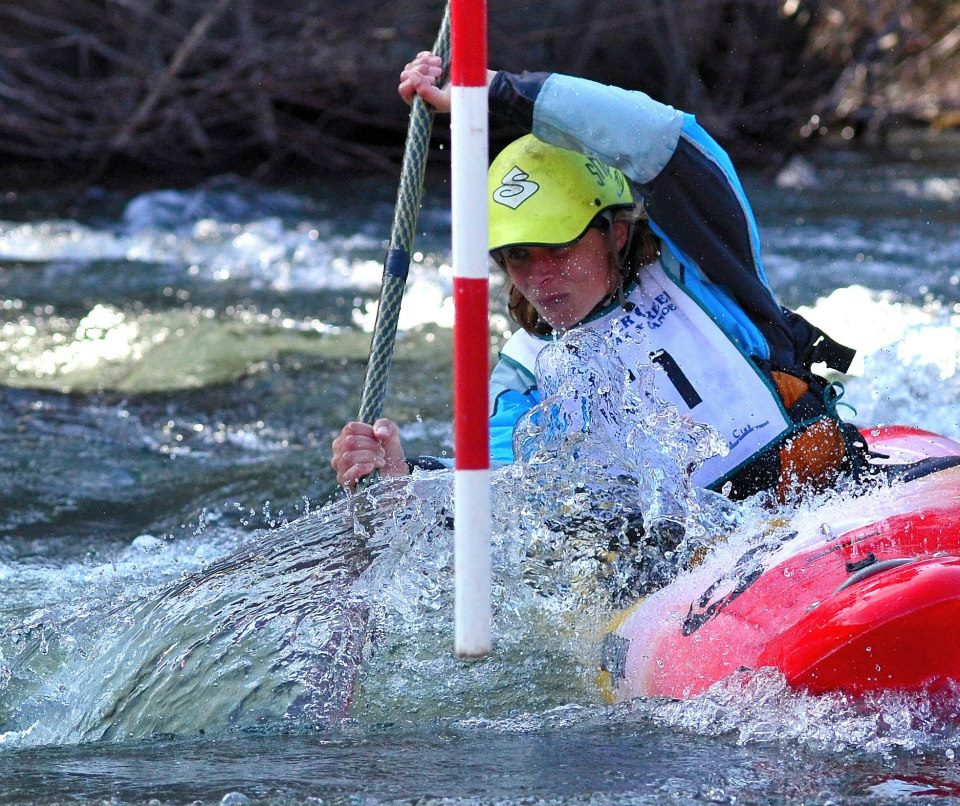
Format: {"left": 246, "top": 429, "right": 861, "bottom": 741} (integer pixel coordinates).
{"left": 635, "top": 667, "right": 960, "bottom": 757}
{"left": 799, "top": 285, "right": 960, "bottom": 437}
{"left": 515, "top": 330, "right": 730, "bottom": 532}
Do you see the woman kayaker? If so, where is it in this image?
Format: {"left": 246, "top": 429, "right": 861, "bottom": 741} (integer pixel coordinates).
{"left": 331, "top": 52, "right": 866, "bottom": 501}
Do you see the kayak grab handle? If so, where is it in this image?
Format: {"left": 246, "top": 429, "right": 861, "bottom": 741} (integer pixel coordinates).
{"left": 834, "top": 557, "right": 915, "bottom": 594}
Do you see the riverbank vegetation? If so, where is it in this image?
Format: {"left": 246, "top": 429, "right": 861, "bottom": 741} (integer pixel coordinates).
{"left": 0, "top": 0, "right": 957, "bottom": 182}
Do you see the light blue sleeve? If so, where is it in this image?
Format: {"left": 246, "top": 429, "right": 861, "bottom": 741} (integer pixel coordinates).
{"left": 532, "top": 74, "right": 684, "bottom": 183}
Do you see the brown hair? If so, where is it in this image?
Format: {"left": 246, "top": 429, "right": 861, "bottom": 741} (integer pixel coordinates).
{"left": 503, "top": 212, "right": 661, "bottom": 336}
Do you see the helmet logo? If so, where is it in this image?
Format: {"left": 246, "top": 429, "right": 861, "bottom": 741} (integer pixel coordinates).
{"left": 585, "top": 157, "right": 628, "bottom": 198}
{"left": 492, "top": 167, "right": 540, "bottom": 209}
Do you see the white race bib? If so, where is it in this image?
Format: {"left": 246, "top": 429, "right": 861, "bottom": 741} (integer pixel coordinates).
{"left": 501, "top": 260, "right": 792, "bottom": 486}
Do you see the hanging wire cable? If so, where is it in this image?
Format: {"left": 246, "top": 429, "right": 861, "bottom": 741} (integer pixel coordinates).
{"left": 357, "top": 3, "right": 452, "bottom": 425}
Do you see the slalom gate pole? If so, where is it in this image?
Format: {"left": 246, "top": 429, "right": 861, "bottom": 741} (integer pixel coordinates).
{"left": 356, "top": 5, "right": 451, "bottom": 427}
{"left": 450, "top": 0, "right": 491, "bottom": 657}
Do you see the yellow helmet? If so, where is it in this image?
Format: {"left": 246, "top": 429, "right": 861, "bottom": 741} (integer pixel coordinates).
{"left": 487, "top": 134, "right": 634, "bottom": 251}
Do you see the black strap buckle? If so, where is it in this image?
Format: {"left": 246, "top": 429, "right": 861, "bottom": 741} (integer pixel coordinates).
{"left": 805, "top": 331, "right": 856, "bottom": 373}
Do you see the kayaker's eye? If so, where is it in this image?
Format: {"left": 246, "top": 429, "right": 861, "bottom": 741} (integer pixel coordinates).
{"left": 504, "top": 248, "right": 529, "bottom": 267}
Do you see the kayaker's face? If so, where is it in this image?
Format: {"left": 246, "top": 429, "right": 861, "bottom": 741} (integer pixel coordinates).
{"left": 499, "top": 223, "right": 627, "bottom": 331}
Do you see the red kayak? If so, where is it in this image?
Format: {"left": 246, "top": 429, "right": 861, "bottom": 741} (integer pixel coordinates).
{"left": 598, "top": 426, "right": 960, "bottom": 701}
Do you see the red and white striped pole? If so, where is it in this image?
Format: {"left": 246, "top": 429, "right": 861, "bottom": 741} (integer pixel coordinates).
{"left": 450, "top": 0, "right": 491, "bottom": 657}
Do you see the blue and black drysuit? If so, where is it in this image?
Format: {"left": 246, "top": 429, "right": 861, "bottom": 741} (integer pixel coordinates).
{"left": 418, "top": 70, "right": 860, "bottom": 499}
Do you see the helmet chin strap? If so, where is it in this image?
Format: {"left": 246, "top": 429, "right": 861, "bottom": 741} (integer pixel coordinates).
{"left": 589, "top": 217, "right": 637, "bottom": 316}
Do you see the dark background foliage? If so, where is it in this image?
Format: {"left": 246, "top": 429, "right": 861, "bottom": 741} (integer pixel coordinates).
{"left": 0, "top": 0, "right": 956, "bottom": 181}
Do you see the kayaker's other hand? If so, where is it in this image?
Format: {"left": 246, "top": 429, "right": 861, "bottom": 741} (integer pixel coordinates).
{"left": 398, "top": 51, "right": 450, "bottom": 112}
{"left": 331, "top": 418, "right": 410, "bottom": 489}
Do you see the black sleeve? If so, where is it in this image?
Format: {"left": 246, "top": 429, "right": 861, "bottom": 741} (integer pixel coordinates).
{"left": 406, "top": 456, "right": 449, "bottom": 472}
{"left": 488, "top": 70, "right": 550, "bottom": 131}
{"left": 642, "top": 138, "right": 797, "bottom": 366}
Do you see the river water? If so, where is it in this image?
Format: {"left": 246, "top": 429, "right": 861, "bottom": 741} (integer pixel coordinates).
{"left": 0, "top": 130, "right": 958, "bottom": 804}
